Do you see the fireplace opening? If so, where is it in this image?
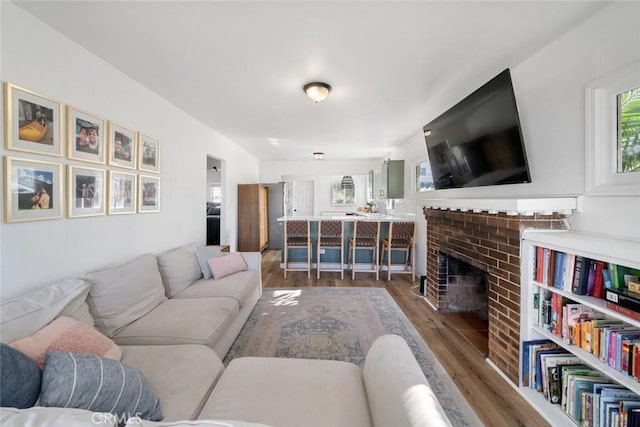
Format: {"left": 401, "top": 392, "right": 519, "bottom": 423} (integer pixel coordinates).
{"left": 438, "top": 252, "right": 489, "bottom": 355}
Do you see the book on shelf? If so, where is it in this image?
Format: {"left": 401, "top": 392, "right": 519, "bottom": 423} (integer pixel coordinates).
{"left": 620, "top": 400, "right": 640, "bottom": 427}
{"left": 573, "top": 256, "right": 592, "bottom": 295}
{"left": 567, "top": 372, "right": 606, "bottom": 420}
{"left": 563, "top": 304, "right": 599, "bottom": 345}
{"left": 610, "top": 264, "right": 640, "bottom": 289}
{"left": 544, "top": 355, "right": 582, "bottom": 403}
{"left": 605, "top": 287, "right": 640, "bottom": 313}
{"left": 593, "top": 383, "right": 626, "bottom": 427}
{"left": 536, "top": 348, "right": 569, "bottom": 392}
{"left": 522, "top": 339, "right": 554, "bottom": 387}
{"left": 563, "top": 253, "right": 577, "bottom": 293}
{"left": 605, "top": 301, "right": 640, "bottom": 322}
{"left": 553, "top": 251, "right": 565, "bottom": 289}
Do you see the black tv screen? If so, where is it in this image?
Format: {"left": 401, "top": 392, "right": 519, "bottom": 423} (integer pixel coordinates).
{"left": 423, "top": 69, "right": 531, "bottom": 190}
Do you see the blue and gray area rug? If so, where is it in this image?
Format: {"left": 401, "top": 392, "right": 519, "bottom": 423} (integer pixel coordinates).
{"left": 224, "top": 287, "right": 483, "bottom": 427}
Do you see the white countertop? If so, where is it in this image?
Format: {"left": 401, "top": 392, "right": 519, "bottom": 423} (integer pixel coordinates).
{"left": 277, "top": 213, "right": 414, "bottom": 222}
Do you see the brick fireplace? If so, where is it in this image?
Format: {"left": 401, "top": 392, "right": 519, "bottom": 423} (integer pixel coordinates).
{"left": 424, "top": 207, "right": 568, "bottom": 383}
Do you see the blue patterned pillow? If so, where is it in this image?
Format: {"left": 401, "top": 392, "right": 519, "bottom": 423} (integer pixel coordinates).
{"left": 40, "top": 351, "right": 162, "bottom": 423}
{"left": 0, "top": 343, "right": 41, "bottom": 408}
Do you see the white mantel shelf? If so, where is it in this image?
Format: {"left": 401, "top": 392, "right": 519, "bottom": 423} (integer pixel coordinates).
{"left": 423, "top": 197, "right": 580, "bottom": 215}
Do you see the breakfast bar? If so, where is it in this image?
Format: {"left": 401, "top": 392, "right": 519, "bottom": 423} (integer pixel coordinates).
{"left": 276, "top": 213, "right": 416, "bottom": 277}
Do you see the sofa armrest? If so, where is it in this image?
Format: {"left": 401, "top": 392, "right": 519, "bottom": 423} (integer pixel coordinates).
{"left": 362, "top": 334, "right": 452, "bottom": 427}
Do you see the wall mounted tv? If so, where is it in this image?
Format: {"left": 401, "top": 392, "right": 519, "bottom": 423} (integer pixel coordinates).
{"left": 423, "top": 68, "right": 531, "bottom": 190}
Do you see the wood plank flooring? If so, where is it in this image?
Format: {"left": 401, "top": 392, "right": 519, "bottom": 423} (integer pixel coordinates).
{"left": 261, "top": 249, "right": 549, "bottom": 427}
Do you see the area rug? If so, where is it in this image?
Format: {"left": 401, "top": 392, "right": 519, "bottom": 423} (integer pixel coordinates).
{"left": 224, "top": 287, "right": 483, "bottom": 427}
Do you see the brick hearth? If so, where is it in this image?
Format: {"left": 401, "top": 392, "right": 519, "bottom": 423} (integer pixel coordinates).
{"left": 424, "top": 208, "right": 568, "bottom": 383}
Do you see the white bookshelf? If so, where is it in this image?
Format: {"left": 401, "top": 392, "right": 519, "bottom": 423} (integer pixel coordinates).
{"left": 519, "top": 230, "right": 640, "bottom": 426}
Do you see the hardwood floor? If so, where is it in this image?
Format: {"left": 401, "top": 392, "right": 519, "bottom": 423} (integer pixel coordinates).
{"left": 261, "top": 249, "right": 549, "bottom": 427}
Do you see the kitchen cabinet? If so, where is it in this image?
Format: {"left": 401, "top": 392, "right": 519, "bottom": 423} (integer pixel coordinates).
{"left": 381, "top": 160, "right": 404, "bottom": 199}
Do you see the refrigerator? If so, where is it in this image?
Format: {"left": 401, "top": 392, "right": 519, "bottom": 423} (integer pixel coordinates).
{"left": 263, "top": 182, "right": 288, "bottom": 250}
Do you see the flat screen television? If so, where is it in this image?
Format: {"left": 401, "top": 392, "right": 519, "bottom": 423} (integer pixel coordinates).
{"left": 423, "top": 69, "right": 531, "bottom": 190}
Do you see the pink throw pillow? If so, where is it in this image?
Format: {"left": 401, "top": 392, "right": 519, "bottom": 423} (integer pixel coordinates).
{"left": 10, "top": 316, "right": 122, "bottom": 368}
{"left": 207, "top": 253, "right": 248, "bottom": 280}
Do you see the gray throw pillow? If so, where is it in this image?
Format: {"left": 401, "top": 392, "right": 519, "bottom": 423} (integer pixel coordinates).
{"left": 0, "top": 343, "right": 41, "bottom": 408}
{"left": 40, "top": 351, "right": 162, "bottom": 424}
{"left": 195, "top": 246, "right": 224, "bottom": 279}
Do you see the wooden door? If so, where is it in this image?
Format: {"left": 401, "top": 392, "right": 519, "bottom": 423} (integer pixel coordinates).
{"left": 259, "top": 186, "right": 268, "bottom": 250}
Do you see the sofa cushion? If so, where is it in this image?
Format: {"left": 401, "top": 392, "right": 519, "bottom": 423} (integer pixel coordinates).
{"left": 362, "top": 334, "right": 451, "bottom": 427}
{"left": 198, "top": 357, "right": 372, "bottom": 427}
{"left": 40, "top": 351, "right": 163, "bottom": 423}
{"left": 156, "top": 245, "right": 203, "bottom": 297}
{"left": 0, "top": 407, "right": 117, "bottom": 427}
{"left": 10, "top": 316, "right": 122, "bottom": 368}
{"left": 110, "top": 298, "right": 239, "bottom": 347}
{"left": 85, "top": 254, "right": 167, "bottom": 337}
{"left": 173, "top": 271, "right": 258, "bottom": 309}
{"left": 207, "top": 254, "right": 247, "bottom": 280}
{"left": 120, "top": 345, "right": 223, "bottom": 421}
{"left": 0, "top": 279, "right": 90, "bottom": 343}
{"left": 195, "top": 247, "right": 224, "bottom": 280}
{"left": 0, "top": 343, "right": 41, "bottom": 408}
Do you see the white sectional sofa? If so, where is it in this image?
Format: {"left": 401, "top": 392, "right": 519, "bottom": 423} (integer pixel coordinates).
{"left": 0, "top": 244, "right": 452, "bottom": 427}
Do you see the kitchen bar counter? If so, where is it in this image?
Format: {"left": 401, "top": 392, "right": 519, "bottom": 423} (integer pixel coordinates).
{"left": 276, "top": 213, "right": 414, "bottom": 222}
{"left": 275, "top": 213, "right": 415, "bottom": 268}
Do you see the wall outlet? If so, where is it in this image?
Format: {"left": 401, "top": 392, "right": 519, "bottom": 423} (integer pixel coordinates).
{"left": 319, "top": 249, "right": 326, "bottom": 254}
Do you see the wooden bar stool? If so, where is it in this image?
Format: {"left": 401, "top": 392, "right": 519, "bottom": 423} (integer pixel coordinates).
{"left": 348, "top": 220, "right": 380, "bottom": 280}
{"left": 380, "top": 221, "right": 416, "bottom": 282}
{"left": 283, "top": 219, "right": 311, "bottom": 279}
{"left": 317, "top": 219, "right": 344, "bottom": 279}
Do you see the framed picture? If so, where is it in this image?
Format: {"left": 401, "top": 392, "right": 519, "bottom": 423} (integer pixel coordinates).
{"left": 108, "top": 122, "right": 137, "bottom": 169}
{"left": 138, "top": 133, "right": 160, "bottom": 173}
{"left": 138, "top": 175, "right": 160, "bottom": 213}
{"left": 108, "top": 171, "right": 137, "bottom": 215}
{"left": 4, "top": 83, "right": 63, "bottom": 157}
{"left": 67, "top": 166, "right": 106, "bottom": 218}
{"left": 414, "top": 160, "right": 435, "bottom": 193}
{"left": 67, "top": 106, "right": 106, "bottom": 164}
{"left": 4, "top": 156, "right": 63, "bottom": 223}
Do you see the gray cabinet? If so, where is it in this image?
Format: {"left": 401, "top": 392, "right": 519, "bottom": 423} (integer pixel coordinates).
{"left": 381, "top": 160, "right": 404, "bottom": 199}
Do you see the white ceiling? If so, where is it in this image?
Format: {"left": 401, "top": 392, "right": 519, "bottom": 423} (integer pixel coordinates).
{"left": 14, "top": 1, "right": 609, "bottom": 161}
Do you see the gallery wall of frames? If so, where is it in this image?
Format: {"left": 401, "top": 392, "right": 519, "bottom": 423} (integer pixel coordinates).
{"left": 3, "top": 82, "right": 161, "bottom": 223}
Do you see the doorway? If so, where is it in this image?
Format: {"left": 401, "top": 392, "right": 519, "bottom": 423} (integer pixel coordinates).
{"left": 206, "top": 156, "right": 224, "bottom": 245}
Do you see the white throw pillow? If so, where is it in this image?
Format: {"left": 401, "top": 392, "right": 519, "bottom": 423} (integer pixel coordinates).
{"left": 85, "top": 254, "right": 166, "bottom": 336}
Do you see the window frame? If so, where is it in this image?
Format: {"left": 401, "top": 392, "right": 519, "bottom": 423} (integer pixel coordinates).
{"left": 585, "top": 61, "right": 640, "bottom": 196}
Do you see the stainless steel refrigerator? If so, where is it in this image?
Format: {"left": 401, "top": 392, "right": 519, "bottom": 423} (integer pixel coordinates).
{"left": 263, "top": 182, "right": 287, "bottom": 250}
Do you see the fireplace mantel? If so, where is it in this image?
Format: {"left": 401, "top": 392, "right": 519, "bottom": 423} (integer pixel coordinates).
{"left": 423, "top": 196, "right": 579, "bottom": 215}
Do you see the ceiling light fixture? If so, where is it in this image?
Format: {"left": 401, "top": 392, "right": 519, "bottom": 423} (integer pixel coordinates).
{"left": 303, "top": 82, "right": 331, "bottom": 103}
{"left": 313, "top": 152, "right": 325, "bottom": 160}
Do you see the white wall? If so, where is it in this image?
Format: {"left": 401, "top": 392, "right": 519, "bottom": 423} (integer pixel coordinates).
{"left": 0, "top": 4, "right": 260, "bottom": 299}
{"left": 261, "top": 159, "right": 380, "bottom": 214}
{"left": 390, "top": 1, "right": 640, "bottom": 242}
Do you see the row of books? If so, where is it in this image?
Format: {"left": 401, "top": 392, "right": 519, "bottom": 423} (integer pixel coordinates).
{"left": 533, "top": 247, "right": 639, "bottom": 298}
{"left": 535, "top": 291, "right": 640, "bottom": 382}
{"left": 522, "top": 339, "right": 640, "bottom": 427}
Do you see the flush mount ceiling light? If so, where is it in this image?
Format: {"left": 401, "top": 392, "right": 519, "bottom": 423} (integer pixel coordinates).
{"left": 303, "top": 82, "right": 331, "bottom": 103}
{"left": 312, "top": 152, "right": 325, "bottom": 160}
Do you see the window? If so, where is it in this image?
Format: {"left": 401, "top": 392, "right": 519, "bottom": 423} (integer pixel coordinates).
{"left": 331, "top": 180, "right": 355, "bottom": 206}
{"left": 586, "top": 61, "right": 640, "bottom": 195}
{"left": 415, "top": 161, "right": 435, "bottom": 193}
{"left": 617, "top": 87, "right": 640, "bottom": 173}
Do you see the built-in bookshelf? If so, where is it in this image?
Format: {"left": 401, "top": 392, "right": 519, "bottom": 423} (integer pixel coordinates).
{"left": 520, "top": 230, "right": 640, "bottom": 427}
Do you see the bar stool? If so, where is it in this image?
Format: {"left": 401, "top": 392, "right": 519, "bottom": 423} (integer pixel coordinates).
{"left": 283, "top": 219, "right": 311, "bottom": 279}
{"left": 380, "top": 221, "right": 416, "bottom": 282}
{"left": 348, "top": 220, "right": 380, "bottom": 280}
{"left": 317, "top": 219, "right": 344, "bottom": 279}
